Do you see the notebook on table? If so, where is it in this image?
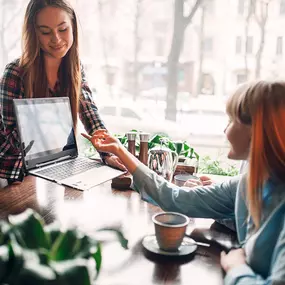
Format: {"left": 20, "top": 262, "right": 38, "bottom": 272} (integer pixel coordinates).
{"left": 13, "top": 97, "right": 125, "bottom": 191}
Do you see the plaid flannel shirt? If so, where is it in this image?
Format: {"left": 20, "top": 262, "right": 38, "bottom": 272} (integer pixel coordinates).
{"left": 0, "top": 59, "right": 108, "bottom": 181}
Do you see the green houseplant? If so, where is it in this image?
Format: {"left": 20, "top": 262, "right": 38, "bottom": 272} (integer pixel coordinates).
{"left": 0, "top": 209, "right": 128, "bottom": 285}
{"left": 199, "top": 155, "right": 239, "bottom": 176}
{"left": 116, "top": 132, "right": 199, "bottom": 161}
{"left": 81, "top": 131, "right": 199, "bottom": 175}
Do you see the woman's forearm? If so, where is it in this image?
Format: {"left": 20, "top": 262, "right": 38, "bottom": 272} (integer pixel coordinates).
{"left": 115, "top": 145, "right": 140, "bottom": 174}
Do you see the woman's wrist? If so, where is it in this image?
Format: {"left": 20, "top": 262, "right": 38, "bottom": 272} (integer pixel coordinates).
{"left": 116, "top": 144, "right": 127, "bottom": 159}
{"left": 116, "top": 144, "right": 138, "bottom": 174}
{"left": 100, "top": 152, "right": 112, "bottom": 164}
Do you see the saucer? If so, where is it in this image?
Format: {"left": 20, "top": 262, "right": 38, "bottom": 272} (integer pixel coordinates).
{"left": 142, "top": 235, "right": 197, "bottom": 256}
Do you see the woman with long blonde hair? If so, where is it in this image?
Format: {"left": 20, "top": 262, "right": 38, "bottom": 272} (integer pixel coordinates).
{"left": 0, "top": 0, "right": 125, "bottom": 185}
{"left": 83, "top": 80, "right": 285, "bottom": 284}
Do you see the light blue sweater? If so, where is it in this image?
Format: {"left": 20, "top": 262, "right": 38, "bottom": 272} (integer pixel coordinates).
{"left": 132, "top": 164, "right": 285, "bottom": 285}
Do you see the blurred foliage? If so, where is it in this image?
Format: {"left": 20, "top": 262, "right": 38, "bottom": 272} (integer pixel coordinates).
{"left": 199, "top": 155, "right": 239, "bottom": 176}
{"left": 116, "top": 131, "right": 199, "bottom": 160}
{"left": 81, "top": 137, "right": 98, "bottom": 158}
{"left": 79, "top": 130, "right": 199, "bottom": 166}
{"left": 0, "top": 209, "right": 128, "bottom": 285}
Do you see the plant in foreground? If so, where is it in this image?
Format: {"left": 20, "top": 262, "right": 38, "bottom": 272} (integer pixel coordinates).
{"left": 0, "top": 209, "right": 128, "bottom": 285}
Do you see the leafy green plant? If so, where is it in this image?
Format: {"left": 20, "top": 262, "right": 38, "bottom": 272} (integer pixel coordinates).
{"left": 0, "top": 209, "right": 128, "bottom": 285}
{"left": 78, "top": 135, "right": 99, "bottom": 158}
{"left": 199, "top": 155, "right": 239, "bottom": 176}
{"left": 149, "top": 134, "right": 199, "bottom": 160}
{"left": 117, "top": 131, "right": 199, "bottom": 160}
{"left": 80, "top": 130, "right": 199, "bottom": 164}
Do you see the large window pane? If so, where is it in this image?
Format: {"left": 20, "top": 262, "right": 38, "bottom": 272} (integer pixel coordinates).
{"left": 1, "top": 0, "right": 283, "bottom": 170}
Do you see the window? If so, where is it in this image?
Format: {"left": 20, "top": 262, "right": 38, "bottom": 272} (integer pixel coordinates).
{"left": 280, "top": 0, "right": 285, "bottom": 15}
{"left": 201, "top": 73, "right": 215, "bottom": 95}
{"left": 237, "top": 74, "right": 247, "bottom": 84}
{"left": 246, "top": 36, "right": 253, "bottom": 54}
{"left": 238, "top": 0, "right": 256, "bottom": 15}
{"left": 155, "top": 37, "right": 164, "bottom": 56}
{"left": 238, "top": 0, "right": 244, "bottom": 15}
{"left": 5, "top": 0, "right": 17, "bottom": 7}
{"left": 4, "top": 0, "right": 285, "bottom": 168}
{"left": 100, "top": 106, "right": 141, "bottom": 120}
{"left": 178, "top": 70, "right": 185, "bottom": 84}
{"left": 236, "top": 36, "right": 242, "bottom": 54}
{"left": 204, "top": 37, "right": 213, "bottom": 53}
{"left": 205, "top": 0, "right": 215, "bottom": 13}
{"left": 100, "top": 106, "right": 116, "bottom": 116}
{"left": 107, "top": 36, "right": 116, "bottom": 53}
{"left": 153, "top": 20, "right": 168, "bottom": 34}
{"left": 276, "top": 37, "right": 283, "bottom": 55}
{"left": 249, "top": 0, "right": 256, "bottom": 15}
{"left": 121, "top": 108, "right": 141, "bottom": 120}
{"left": 108, "top": 1, "right": 118, "bottom": 16}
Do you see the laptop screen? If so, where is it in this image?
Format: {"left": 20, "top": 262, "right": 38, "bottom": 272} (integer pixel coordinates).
{"left": 13, "top": 97, "right": 78, "bottom": 170}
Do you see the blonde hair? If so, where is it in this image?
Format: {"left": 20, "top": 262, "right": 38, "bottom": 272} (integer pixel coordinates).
{"left": 226, "top": 81, "right": 285, "bottom": 228}
{"left": 20, "top": 0, "right": 81, "bottom": 128}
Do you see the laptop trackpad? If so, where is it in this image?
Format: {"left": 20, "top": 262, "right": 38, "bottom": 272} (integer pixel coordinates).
{"left": 60, "top": 165, "right": 125, "bottom": 191}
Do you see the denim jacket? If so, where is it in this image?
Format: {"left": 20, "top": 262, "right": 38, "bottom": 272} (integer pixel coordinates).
{"left": 133, "top": 164, "right": 285, "bottom": 285}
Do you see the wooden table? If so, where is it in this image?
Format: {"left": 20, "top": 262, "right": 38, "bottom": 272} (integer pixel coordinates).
{"left": 0, "top": 176, "right": 238, "bottom": 285}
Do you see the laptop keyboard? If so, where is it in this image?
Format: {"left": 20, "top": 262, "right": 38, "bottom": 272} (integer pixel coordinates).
{"left": 35, "top": 157, "right": 103, "bottom": 181}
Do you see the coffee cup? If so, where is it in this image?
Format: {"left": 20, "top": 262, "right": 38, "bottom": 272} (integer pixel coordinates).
{"left": 174, "top": 174, "right": 200, "bottom": 187}
{"left": 152, "top": 212, "right": 189, "bottom": 252}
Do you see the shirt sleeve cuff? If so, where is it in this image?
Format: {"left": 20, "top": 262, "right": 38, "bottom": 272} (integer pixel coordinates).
{"left": 132, "top": 164, "right": 160, "bottom": 206}
{"left": 132, "top": 163, "right": 151, "bottom": 190}
{"left": 224, "top": 264, "right": 255, "bottom": 285}
{"left": 99, "top": 152, "right": 112, "bottom": 164}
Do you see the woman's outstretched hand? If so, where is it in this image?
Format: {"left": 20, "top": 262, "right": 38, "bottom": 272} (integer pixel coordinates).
{"left": 82, "top": 129, "right": 140, "bottom": 174}
{"left": 81, "top": 130, "right": 126, "bottom": 171}
{"left": 81, "top": 129, "right": 121, "bottom": 155}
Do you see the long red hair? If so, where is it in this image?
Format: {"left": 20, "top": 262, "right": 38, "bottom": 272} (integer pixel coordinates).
{"left": 226, "top": 81, "right": 285, "bottom": 228}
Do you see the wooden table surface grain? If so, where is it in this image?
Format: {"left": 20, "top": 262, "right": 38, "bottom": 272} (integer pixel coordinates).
{"left": 0, "top": 175, "right": 238, "bottom": 285}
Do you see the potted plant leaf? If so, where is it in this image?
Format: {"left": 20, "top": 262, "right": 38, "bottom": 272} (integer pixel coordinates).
{"left": 116, "top": 132, "right": 199, "bottom": 175}
{"left": 0, "top": 209, "right": 128, "bottom": 285}
{"left": 81, "top": 130, "right": 199, "bottom": 185}
{"left": 198, "top": 155, "right": 239, "bottom": 177}
{"left": 116, "top": 131, "right": 198, "bottom": 158}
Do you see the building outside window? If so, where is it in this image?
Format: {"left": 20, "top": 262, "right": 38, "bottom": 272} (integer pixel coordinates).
{"left": 204, "top": 37, "right": 213, "bottom": 53}
{"left": 236, "top": 36, "right": 242, "bottom": 54}
{"left": 249, "top": 0, "right": 256, "bottom": 14}
{"left": 155, "top": 37, "right": 164, "bottom": 57}
{"left": 276, "top": 36, "right": 283, "bottom": 55}
{"left": 237, "top": 73, "right": 247, "bottom": 84}
{"left": 201, "top": 73, "right": 215, "bottom": 95}
{"left": 238, "top": 0, "right": 245, "bottom": 15}
{"left": 280, "top": 0, "right": 285, "bottom": 14}
{"left": 153, "top": 20, "right": 168, "bottom": 34}
{"left": 246, "top": 36, "right": 253, "bottom": 54}
{"left": 205, "top": 0, "right": 215, "bottom": 13}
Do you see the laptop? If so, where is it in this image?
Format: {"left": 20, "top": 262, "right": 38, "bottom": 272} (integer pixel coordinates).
{"left": 13, "top": 97, "right": 125, "bottom": 190}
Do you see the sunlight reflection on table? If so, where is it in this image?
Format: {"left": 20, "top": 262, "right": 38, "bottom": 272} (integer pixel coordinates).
{"left": 36, "top": 178, "right": 65, "bottom": 209}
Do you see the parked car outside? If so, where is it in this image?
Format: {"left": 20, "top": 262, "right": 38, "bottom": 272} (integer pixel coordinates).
{"left": 94, "top": 98, "right": 189, "bottom": 142}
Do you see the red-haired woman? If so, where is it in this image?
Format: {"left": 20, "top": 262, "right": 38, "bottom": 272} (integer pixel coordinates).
{"left": 83, "top": 81, "right": 285, "bottom": 284}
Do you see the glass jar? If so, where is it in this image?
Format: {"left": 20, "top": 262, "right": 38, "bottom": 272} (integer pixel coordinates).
{"left": 126, "top": 132, "right": 137, "bottom": 156}
{"left": 138, "top": 133, "right": 149, "bottom": 165}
